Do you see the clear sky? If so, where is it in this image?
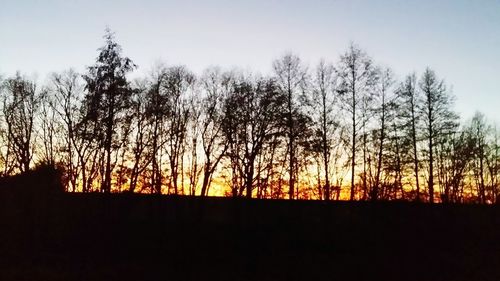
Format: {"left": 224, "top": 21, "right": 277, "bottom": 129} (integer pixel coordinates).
{"left": 1, "top": 0, "right": 499, "bottom": 123}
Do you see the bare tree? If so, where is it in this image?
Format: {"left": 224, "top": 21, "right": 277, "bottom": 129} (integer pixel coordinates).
{"left": 486, "top": 125, "right": 500, "bottom": 203}
{"left": 74, "top": 100, "right": 104, "bottom": 192}
{"left": 143, "top": 65, "right": 169, "bottom": 194}
{"left": 163, "top": 66, "right": 194, "bottom": 195}
{"left": 1, "top": 73, "right": 40, "bottom": 173}
{"left": 272, "top": 53, "right": 308, "bottom": 199}
{"left": 436, "top": 129, "right": 475, "bottom": 203}
{"left": 370, "top": 67, "right": 395, "bottom": 200}
{"left": 309, "top": 60, "right": 339, "bottom": 200}
{"left": 50, "top": 70, "right": 85, "bottom": 191}
{"left": 467, "top": 112, "right": 490, "bottom": 203}
{"left": 186, "top": 92, "right": 203, "bottom": 196}
{"left": 396, "top": 73, "right": 422, "bottom": 200}
{"left": 222, "top": 76, "right": 286, "bottom": 198}
{"left": 127, "top": 78, "right": 153, "bottom": 193}
{"left": 199, "top": 67, "right": 232, "bottom": 196}
{"left": 419, "top": 68, "right": 459, "bottom": 203}
{"left": 336, "top": 44, "right": 377, "bottom": 200}
{"left": 0, "top": 76, "right": 15, "bottom": 175}
{"left": 38, "top": 87, "right": 60, "bottom": 166}
{"left": 382, "top": 119, "right": 405, "bottom": 200}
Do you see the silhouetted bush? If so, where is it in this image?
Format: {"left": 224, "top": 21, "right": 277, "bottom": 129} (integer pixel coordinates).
{"left": 0, "top": 163, "right": 64, "bottom": 197}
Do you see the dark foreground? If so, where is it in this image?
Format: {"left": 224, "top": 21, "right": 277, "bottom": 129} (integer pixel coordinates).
{"left": 0, "top": 192, "right": 499, "bottom": 281}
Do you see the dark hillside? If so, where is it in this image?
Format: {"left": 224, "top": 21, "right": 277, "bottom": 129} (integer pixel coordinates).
{"left": 0, "top": 191, "right": 499, "bottom": 280}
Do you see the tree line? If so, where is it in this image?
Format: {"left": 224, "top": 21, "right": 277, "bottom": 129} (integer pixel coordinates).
{"left": 1, "top": 30, "right": 498, "bottom": 203}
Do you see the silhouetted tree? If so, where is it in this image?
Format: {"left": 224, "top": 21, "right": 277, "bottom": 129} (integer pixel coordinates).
{"left": 467, "top": 112, "right": 490, "bottom": 203}
{"left": 309, "top": 60, "right": 339, "bottom": 200}
{"left": 486, "top": 125, "right": 500, "bottom": 203}
{"left": 186, "top": 93, "right": 203, "bottom": 195}
{"left": 222, "top": 77, "right": 286, "bottom": 198}
{"left": 436, "top": 129, "right": 475, "bottom": 203}
{"left": 50, "top": 70, "right": 84, "bottom": 192}
{"left": 383, "top": 119, "right": 405, "bottom": 199}
{"left": 163, "top": 66, "right": 194, "bottom": 195}
{"left": 273, "top": 53, "right": 308, "bottom": 199}
{"left": 82, "top": 29, "right": 136, "bottom": 193}
{"left": 199, "top": 67, "right": 231, "bottom": 196}
{"left": 336, "top": 44, "right": 377, "bottom": 200}
{"left": 39, "top": 87, "right": 60, "bottom": 167}
{"left": 396, "top": 73, "right": 422, "bottom": 200}
{"left": 370, "top": 67, "right": 395, "bottom": 200}
{"left": 1, "top": 73, "right": 40, "bottom": 173}
{"left": 142, "top": 65, "right": 168, "bottom": 194}
{"left": 127, "top": 78, "right": 153, "bottom": 193}
{"left": 419, "top": 68, "right": 458, "bottom": 203}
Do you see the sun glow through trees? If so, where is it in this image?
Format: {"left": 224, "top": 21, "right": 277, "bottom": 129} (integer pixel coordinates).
{"left": 0, "top": 30, "right": 497, "bottom": 204}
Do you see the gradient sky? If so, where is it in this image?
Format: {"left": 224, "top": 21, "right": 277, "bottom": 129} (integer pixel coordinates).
{"left": 1, "top": 0, "right": 499, "bottom": 123}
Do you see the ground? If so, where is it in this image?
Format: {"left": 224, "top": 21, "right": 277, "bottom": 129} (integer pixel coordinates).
{"left": 0, "top": 192, "right": 499, "bottom": 280}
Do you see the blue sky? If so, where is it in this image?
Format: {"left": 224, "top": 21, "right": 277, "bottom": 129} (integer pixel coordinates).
{"left": 1, "top": 0, "right": 499, "bottom": 123}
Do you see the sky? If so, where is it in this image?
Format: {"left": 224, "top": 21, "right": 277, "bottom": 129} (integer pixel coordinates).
{"left": 1, "top": 0, "right": 500, "bottom": 123}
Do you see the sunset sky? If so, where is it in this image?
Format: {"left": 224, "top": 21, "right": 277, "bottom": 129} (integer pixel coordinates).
{"left": 1, "top": 0, "right": 500, "bottom": 123}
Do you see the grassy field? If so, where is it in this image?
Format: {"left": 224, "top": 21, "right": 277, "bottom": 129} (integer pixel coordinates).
{"left": 0, "top": 192, "right": 499, "bottom": 280}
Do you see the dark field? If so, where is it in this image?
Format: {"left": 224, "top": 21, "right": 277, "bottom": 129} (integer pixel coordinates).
{"left": 0, "top": 192, "right": 499, "bottom": 281}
